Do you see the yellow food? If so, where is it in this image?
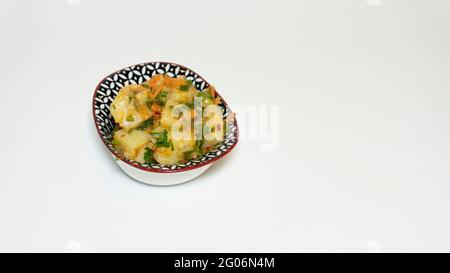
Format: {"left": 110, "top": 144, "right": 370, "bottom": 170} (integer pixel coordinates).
{"left": 110, "top": 74, "right": 226, "bottom": 165}
{"left": 110, "top": 85, "right": 151, "bottom": 130}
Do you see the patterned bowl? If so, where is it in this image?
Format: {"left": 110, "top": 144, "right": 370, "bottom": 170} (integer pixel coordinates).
{"left": 92, "top": 62, "right": 239, "bottom": 186}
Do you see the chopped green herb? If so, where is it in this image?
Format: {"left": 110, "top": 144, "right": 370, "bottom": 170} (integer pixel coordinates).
{"left": 112, "top": 104, "right": 116, "bottom": 110}
{"left": 151, "top": 129, "right": 171, "bottom": 148}
{"left": 196, "top": 92, "right": 214, "bottom": 106}
{"left": 197, "top": 91, "right": 214, "bottom": 100}
{"left": 111, "top": 138, "right": 120, "bottom": 147}
{"left": 184, "top": 150, "right": 194, "bottom": 160}
{"left": 194, "top": 139, "right": 203, "bottom": 154}
{"left": 136, "top": 118, "right": 153, "bottom": 130}
{"left": 113, "top": 123, "right": 120, "bottom": 132}
{"left": 126, "top": 115, "right": 134, "bottom": 122}
{"left": 179, "top": 84, "right": 190, "bottom": 91}
{"left": 143, "top": 147, "right": 156, "bottom": 164}
{"left": 155, "top": 90, "right": 168, "bottom": 106}
{"left": 141, "top": 83, "right": 151, "bottom": 90}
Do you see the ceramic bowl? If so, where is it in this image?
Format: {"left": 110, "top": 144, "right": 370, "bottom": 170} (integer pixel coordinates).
{"left": 92, "top": 62, "right": 239, "bottom": 186}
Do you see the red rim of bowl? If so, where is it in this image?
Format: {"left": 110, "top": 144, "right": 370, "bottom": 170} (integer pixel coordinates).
{"left": 92, "top": 61, "right": 239, "bottom": 173}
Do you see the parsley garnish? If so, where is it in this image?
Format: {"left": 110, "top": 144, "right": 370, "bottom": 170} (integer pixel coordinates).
{"left": 151, "top": 129, "right": 171, "bottom": 148}
{"left": 184, "top": 150, "right": 194, "bottom": 160}
{"left": 194, "top": 139, "right": 203, "bottom": 154}
{"left": 113, "top": 123, "right": 120, "bottom": 132}
{"left": 155, "top": 90, "right": 168, "bottom": 106}
{"left": 196, "top": 92, "right": 214, "bottom": 106}
{"left": 136, "top": 118, "right": 153, "bottom": 130}
{"left": 179, "top": 84, "right": 189, "bottom": 91}
{"left": 111, "top": 138, "right": 120, "bottom": 147}
{"left": 143, "top": 147, "right": 156, "bottom": 164}
{"left": 141, "top": 83, "right": 151, "bottom": 90}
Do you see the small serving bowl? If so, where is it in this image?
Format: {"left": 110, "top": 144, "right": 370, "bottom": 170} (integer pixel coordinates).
{"left": 92, "top": 62, "right": 239, "bottom": 186}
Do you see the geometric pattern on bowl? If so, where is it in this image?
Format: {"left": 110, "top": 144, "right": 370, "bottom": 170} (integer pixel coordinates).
{"left": 92, "top": 62, "right": 238, "bottom": 173}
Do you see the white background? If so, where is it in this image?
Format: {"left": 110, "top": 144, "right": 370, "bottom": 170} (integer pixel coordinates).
{"left": 0, "top": 0, "right": 449, "bottom": 252}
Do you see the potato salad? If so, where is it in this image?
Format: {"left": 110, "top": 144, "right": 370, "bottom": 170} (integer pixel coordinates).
{"left": 110, "top": 74, "right": 225, "bottom": 165}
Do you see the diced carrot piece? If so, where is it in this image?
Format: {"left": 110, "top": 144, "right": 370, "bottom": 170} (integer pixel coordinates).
{"left": 149, "top": 74, "right": 164, "bottom": 87}
{"left": 164, "top": 77, "right": 183, "bottom": 88}
{"left": 208, "top": 86, "right": 216, "bottom": 97}
{"left": 151, "top": 103, "right": 162, "bottom": 115}
{"left": 148, "top": 75, "right": 165, "bottom": 95}
{"left": 136, "top": 104, "right": 150, "bottom": 120}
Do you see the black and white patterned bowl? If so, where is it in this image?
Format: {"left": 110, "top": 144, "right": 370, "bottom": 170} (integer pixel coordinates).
{"left": 92, "top": 62, "right": 238, "bottom": 185}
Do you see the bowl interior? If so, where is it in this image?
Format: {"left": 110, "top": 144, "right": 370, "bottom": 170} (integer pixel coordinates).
{"left": 93, "top": 62, "right": 238, "bottom": 172}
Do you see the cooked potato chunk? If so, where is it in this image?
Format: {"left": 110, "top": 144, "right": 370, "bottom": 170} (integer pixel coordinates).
{"left": 110, "top": 85, "right": 151, "bottom": 130}
{"left": 113, "top": 129, "right": 152, "bottom": 160}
